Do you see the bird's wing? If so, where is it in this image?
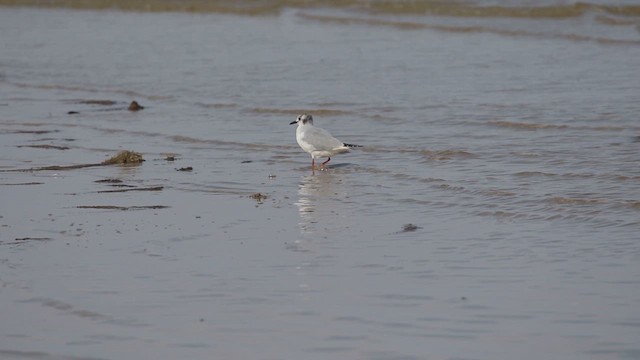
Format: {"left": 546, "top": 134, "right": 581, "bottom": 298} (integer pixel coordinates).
{"left": 301, "top": 126, "right": 345, "bottom": 151}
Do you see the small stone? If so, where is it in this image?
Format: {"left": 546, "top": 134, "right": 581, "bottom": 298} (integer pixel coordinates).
{"left": 128, "top": 101, "right": 144, "bottom": 111}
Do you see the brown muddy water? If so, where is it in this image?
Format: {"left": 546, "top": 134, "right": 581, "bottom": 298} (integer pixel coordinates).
{"left": 1, "top": 2, "right": 640, "bottom": 360}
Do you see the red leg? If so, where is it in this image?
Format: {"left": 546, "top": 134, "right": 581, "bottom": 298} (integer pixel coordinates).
{"left": 321, "top": 157, "right": 331, "bottom": 168}
{"left": 312, "top": 158, "right": 315, "bottom": 169}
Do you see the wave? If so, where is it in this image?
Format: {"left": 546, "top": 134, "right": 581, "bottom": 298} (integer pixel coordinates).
{"left": 2, "top": 2, "right": 638, "bottom": 47}
{"left": 488, "top": 120, "right": 629, "bottom": 131}
{"left": 488, "top": 120, "right": 568, "bottom": 130}
{"left": 366, "top": 2, "right": 640, "bottom": 18}
{"left": 2, "top": 0, "right": 639, "bottom": 18}
{"left": 421, "top": 149, "right": 476, "bottom": 161}
{"left": 298, "top": 13, "right": 640, "bottom": 46}
{"left": 7, "top": 81, "right": 173, "bottom": 101}
{"left": 247, "top": 107, "right": 355, "bottom": 117}
{"left": 547, "top": 196, "right": 607, "bottom": 205}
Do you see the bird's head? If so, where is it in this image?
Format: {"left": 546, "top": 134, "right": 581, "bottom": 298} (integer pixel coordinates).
{"left": 290, "top": 114, "right": 313, "bottom": 126}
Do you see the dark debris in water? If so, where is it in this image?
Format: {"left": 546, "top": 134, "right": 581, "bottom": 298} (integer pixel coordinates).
{"left": 79, "top": 100, "right": 117, "bottom": 106}
{"left": 102, "top": 151, "right": 144, "bottom": 165}
{"left": 2, "top": 150, "right": 145, "bottom": 171}
{"left": 2, "top": 129, "right": 60, "bottom": 135}
{"left": 17, "top": 144, "right": 70, "bottom": 150}
{"left": 176, "top": 166, "right": 193, "bottom": 172}
{"left": 1, "top": 182, "right": 44, "bottom": 186}
{"left": 66, "top": 99, "right": 144, "bottom": 114}
{"left": 401, "top": 223, "right": 422, "bottom": 232}
{"left": 128, "top": 101, "right": 144, "bottom": 111}
{"left": 77, "top": 205, "right": 169, "bottom": 211}
{"left": 94, "top": 179, "right": 123, "bottom": 184}
{"left": 97, "top": 186, "right": 163, "bottom": 193}
{"left": 3, "top": 237, "right": 54, "bottom": 245}
{"left": 14, "top": 237, "right": 52, "bottom": 241}
{"left": 249, "top": 193, "right": 268, "bottom": 202}
{"left": 93, "top": 178, "right": 161, "bottom": 193}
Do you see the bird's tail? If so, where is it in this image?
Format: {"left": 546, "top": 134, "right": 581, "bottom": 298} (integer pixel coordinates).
{"left": 343, "top": 143, "right": 362, "bottom": 148}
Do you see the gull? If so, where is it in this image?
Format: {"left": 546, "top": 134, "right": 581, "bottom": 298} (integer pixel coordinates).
{"left": 290, "top": 114, "right": 361, "bottom": 169}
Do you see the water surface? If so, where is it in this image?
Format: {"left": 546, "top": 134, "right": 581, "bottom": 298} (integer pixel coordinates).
{"left": 1, "top": 2, "right": 640, "bottom": 360}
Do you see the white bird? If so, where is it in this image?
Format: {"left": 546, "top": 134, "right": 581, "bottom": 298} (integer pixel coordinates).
{"left": 290, "top": 114, "right": 361, "bottom": 169}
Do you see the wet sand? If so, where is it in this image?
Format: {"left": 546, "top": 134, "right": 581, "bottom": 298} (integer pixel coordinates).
{"left": 1, "top": 4, "right": 640, "bottom": 360}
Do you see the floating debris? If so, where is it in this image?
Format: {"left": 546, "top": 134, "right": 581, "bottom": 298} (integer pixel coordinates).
{"left": 1, "top": 150, "right": 144, "bottom": 172}
{"left": 241, "top": 160, "right": 253, "bottom": 163}
{"left": 94, "top": 179, "right": 123, "bottom": 184}
{"left": 14, "top": 237, "right": 52, "bottom": 242}
{"left": 77, "top": 205, "right": 169, "bottom": 211}
{"left": 176, "top": 166, "right": 193, "bottom": 172}
{"left": 102, "top": 150, "right": 144, "bottom": 165}
{"left": 128, "top": 101, "right": 144, "bottom": 111}
{"left": 66, "top": 99, "right": 142, "bottom": 113}
{"left": 17, "top": 144, "right": 69, "bottom": 150}
{"left": 401, "top": 223, "right": 422, "bottom": 232}
{"left": 97, "top": 186, "right": 163, "bottom": 193}
{"left": 250, "top": 193, "right": 268, "bottom": 202}
{"left": 2, "top": 129, "right": 60, "bottom": 135}
{"left": 165, "top": 155, "right": 177, "bottom": 161}
{"left": 105, "top": 184, "right": 136, "bottom": 188}
{"left": 80, "top": 100, "right": 117, "bottom": 106}
{"left": 1, "top": 182, "right": 44, "bottom": 186}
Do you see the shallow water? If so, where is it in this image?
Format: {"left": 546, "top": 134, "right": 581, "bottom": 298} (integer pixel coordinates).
{"left": 1, "top": 3, "right": 640, "bottom": 360}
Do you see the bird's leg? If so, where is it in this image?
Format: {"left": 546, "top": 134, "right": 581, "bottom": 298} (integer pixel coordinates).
{"left": 312, "top": 158, "right": 315, "bottom": 169}
{"left": 321, "top": 157, "right": 331, "bottom": 169}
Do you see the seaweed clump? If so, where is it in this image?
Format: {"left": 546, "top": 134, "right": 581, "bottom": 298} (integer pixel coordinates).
{"left": 102, "top": 151, "right": 144, "bottom": 165}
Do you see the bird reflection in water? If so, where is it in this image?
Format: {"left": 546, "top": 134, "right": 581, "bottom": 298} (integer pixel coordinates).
{"left": 295, "top": 171, "right": 353, "bottom": 236}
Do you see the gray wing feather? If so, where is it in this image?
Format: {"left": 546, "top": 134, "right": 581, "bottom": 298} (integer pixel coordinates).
{"left": 301, "top": 127, "right": 344, "bottom": 151}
